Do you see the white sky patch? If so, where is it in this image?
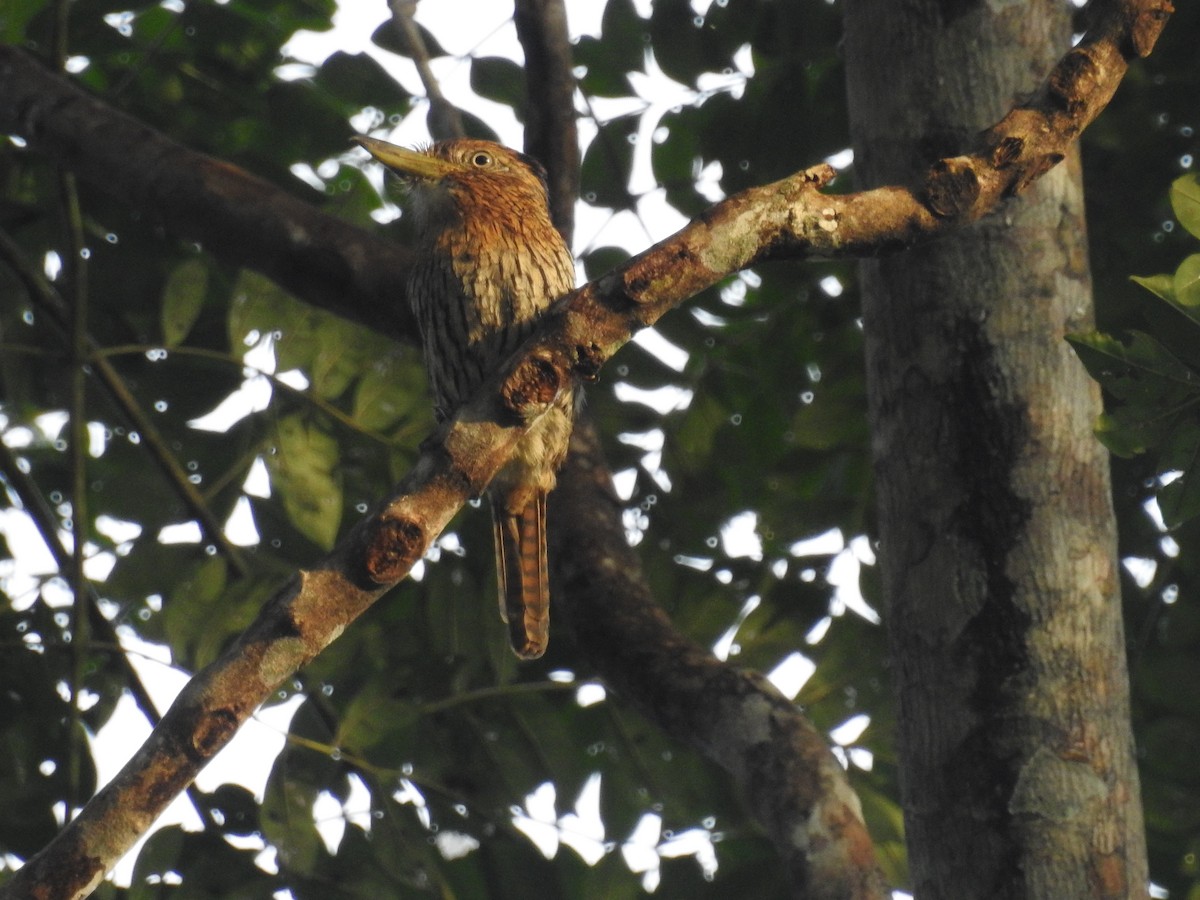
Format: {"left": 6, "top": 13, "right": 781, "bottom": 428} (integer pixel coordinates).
{"left": 818, "top": 275, "right": 844, "bottom": 297}
{"left": 828, "top": 545, "right": 881, "bottom": 625}
{"left": 87, "top": 421, "right": 107, "bottom": 458}
{"left": 1142, "top": 495, "right": 1168, "bottom": 532}
{"left": 187, "top": 375, "right": 273, "bottom": 432}
{"left": 94, "top": 515, "right": 141, "bottom": 545}
{"left": 621, "top": 813, "right": 662, "bottom": 892}
{"left": 224, "top": 496, "right": 260, "bottom": 547}
{"left": 393, "top": 778, "right": 431, "bottom": 829}
{"left": 806, "top": 615, "right": 832, "bottom": 645}
{"left": 612, "top": 381, "right": 693, "bottom": 414}
{"left": 0, "top": 508, "right": 61, "bottom": 585}
{"left": 576, "top": 682, "right": 607, "bottom": 707}
{"left": 612, "top": 468, "right": 638, "bottom": 501}
{"left": 632, "top": 328, "right": 690, "bottom": 372}
{"left": 1122, "top": 556, "right": 1157, "bottom": 589}
{"left": 188, "top": 333, "right": 278, "bottom": 433}
{"left": 243, "top": 456, "right": 271, "bottom": 498}
{"left": 767, "top": 652, "right": 816, "bottom": 700}
{"left": 276, "top": 370, "right": 310, "bottom": 391}
{"left": 830, "top": 713, "right": 870, "bottom": 746}
{"left": 435, "top": 830, "right": 480, "bottom": 860}
{"left": 618, "top": 429, "right": 663, "bottom": 453}
{"left": 157, "top": 521, "right": 202, "bottom": 544}
{"left": 790, "top": 527, "right": 844, "bottom": 557}
{"left": 83, "top": 549, "right": 117, "bottom": 582}
{"left": 848, "top": 747, "right": 874, "bottom": 771}
{"left": 712, "top": 594, "right": 760, "bottom": 661}
{"left": 513, "top": 782, "right": 559, "bottom": 858}
{"left": 657, "top": 828, "right": 717, "bottom": 881}
{"left": 674, "top": 553, "right": 713, "bottom": 572}
{"left": 558, "top": 773, "right": 606, "bottom": 865}
{"left": 2, "top": 425, "right": 33, "bottom": 447}
{"left": 825, "top": 147, "right": 854, "bottom": 170}
{"left": 720, "top": 510, "right": 762, "bottom": 560}
{"left": 36, "top": 409, "right": 70, "bottom": 439}
{"left": 43, "top": 250, "right": 63, "bottom": 281}
{"left": 849, "top": 533, "right": 876, "bottom": 566}
{"left": 313, "top": 790, "right": 346, "bottom": 854}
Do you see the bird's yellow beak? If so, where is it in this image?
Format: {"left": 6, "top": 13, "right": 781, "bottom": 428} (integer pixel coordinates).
{"left": 353, "top": 135, "right": 454, "bottom": 180}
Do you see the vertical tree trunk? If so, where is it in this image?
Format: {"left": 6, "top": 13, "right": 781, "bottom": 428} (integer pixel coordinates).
{"left": 843, "top": 2, "right": 1148, "bottom": 898}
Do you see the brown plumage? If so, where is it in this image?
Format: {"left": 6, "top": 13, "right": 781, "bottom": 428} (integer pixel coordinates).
{"left": 355, "top": 135, "right": 575, "bottom": 659}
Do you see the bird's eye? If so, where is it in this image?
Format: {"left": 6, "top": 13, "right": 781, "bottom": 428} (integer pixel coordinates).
{"left": 471, "top": 152, "right": 492, "bottom": 167}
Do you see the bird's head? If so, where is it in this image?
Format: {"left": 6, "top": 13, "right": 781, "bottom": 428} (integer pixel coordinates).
{"left": 354, "top": 135, "right": 552, "bottom": 233}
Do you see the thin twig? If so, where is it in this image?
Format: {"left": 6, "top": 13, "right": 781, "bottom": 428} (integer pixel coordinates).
{"left": 387, "top": 0, "right": 465, "bottom": 141}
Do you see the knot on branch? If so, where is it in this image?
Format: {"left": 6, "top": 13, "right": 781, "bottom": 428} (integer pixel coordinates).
{"left": 925, "top": 158, "right": 980, "bottom": 219}
{"left": 503, "top": 350, "right": 563, "bottom": 415}
{"left": 1048, "top": 48, "right": 1100, "bottom": 115}
{"left": 573, "top": 342, "right": 605, "bottom": 382}
{"left": 1130, "top": 0, "right": 1174, "bottom": 57}
{"left": 990, "top": 135, "right": 1025, "bottom": 170}
{"left": 364, "top": 516, "right": 424, "bottom": 584}
{"left": 192, "top": 708, "right": 238, "bottom": 760}
{"left": 801, "top": 163, "right": 837, "bottom": 187}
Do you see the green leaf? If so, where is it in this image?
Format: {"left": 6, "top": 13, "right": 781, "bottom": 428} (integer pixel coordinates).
{"left": 1067, "top": 330, "right": 1200, "bottom": 401}
{"left": 335, "top": 681, "right": 420, "bottom": 759}
{"left": 369, "top": 16, "right": 448, "bottom": 59}
{"left": 1171, "top": 173, "right": 1200, "bottom": 240}
{"left": 1175, "top": 254, "right": 1200, "bottom": 310}
{"left": 1159, "top": 472, "right": 1200, "bottom": 527}
{"left": 318, "top": 50, "right": 409, "bottom": 112}
{"left": 1093, "top": 411, "right": 1151, "bottom": 458}
{"left": 351, "top": 354, "right": 424, "bottom": 433}
{"left": 573, "top": 0, "right": 644, "bottom": 97}
{"left": 579, "top": 115, "right": 639, "bottom": 211}
{"left": 161, "top": 258, "right": 208, "bottom": 346}
{"left": 1131, "top": 272, "right": 1175, "bottom": 302}
{"left": 470, "top": 56, "right": 526, "bottom": 117}
{"left": 267, "top": 413, "right": 342, "bottom": 549}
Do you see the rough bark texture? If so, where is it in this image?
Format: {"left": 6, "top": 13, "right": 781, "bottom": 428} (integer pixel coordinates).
{"left": 844, "top": 1, "right": 1148, "bottom": 897}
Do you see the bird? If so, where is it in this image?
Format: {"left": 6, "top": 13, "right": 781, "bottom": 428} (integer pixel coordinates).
{"left": 354, "top": 134, "right": 576, "bottom": 659}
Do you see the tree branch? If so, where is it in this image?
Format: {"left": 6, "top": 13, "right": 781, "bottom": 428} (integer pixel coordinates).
{"left": 0, "top": 1, "right": 1172, "bottom": 895}
{"left": 552, "top": 421, "right": 887, "bottom": 898}
{"left": 0, "top": 47, "right": 416, "bottom": 341}
{"left": 513, "top": 0, "right": 580, "bottom": 238}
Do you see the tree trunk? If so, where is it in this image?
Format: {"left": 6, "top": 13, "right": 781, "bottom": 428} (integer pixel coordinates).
{"left": 843, "top": 2, "right": 1148, "bottom": 897}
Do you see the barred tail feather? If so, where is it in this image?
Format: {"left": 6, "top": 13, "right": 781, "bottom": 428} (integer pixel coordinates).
{"left": 492, "top": 492, "right": 549, "bottom": 659}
